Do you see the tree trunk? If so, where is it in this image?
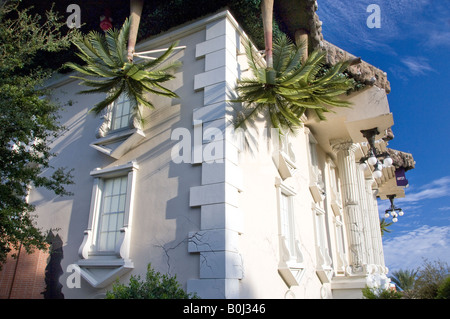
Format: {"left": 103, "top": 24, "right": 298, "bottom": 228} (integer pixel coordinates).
{"left": 295, "top": 29, "right": 308, "bottom": 64}
{"left": 261, "top": 0, "right": 274, "bottom": 68}
{"left": 128, "top": 0, "right": 144, "bottom": 62}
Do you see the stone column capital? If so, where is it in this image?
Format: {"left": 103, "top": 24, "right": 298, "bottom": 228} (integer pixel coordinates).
{"left": 330, "top": 139, "right": 358, "bottom": 154}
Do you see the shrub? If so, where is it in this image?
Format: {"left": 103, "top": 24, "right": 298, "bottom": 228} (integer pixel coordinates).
{"left": 106, "top": 264, "right": 198, "bottom": 299}
{"left": 362, "top": 286, "right": 403, "bottom": 299}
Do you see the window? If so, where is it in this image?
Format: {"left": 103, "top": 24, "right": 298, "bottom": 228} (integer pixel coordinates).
{"left": 314, "top": 206, "right": 328, "bottom": 253}
{"left": 308, "top": 133, "right": 319, "bottom": 176}
{"left": 275, "top": 178, "right": 305, "bottom": 287}
{"left": 334, "top": 215, "right": 347, "bottom": 274}
{"left": 308, "top": 133, "right": 325, "bottom": 202}
{"left": 328, "top": 160, "right": 343, "bottom": 216}
{"left": 96, "top": 176, "right": 128, "bottom": 252}
{"left": 90, "top": 94, "right": 145, "bottom": 159}
{"left": 111, "top": 94, "right": 133, "bottom": 131}
{"left": 280, "top": 192, "right": 295, "bottom": 257}
{"left": 77, "top": 161, "right": 138, "bottom": 288}
{"left": 313, "top": 205, "right": 333, "bottom": 283}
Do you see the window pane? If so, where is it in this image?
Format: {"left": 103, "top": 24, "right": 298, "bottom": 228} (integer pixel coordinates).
{"left": 118, "top": 194, "right": 126, "bottom": 212}
{"left": 110, "top": 195, "right": 119, "bottom": 213}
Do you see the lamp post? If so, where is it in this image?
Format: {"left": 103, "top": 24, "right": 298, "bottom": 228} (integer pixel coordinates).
{"left": 358, "top": 128, "right": 393, "bottom": 179}
{"left": 384, "top": 195, "right": 404, "bottom": 223}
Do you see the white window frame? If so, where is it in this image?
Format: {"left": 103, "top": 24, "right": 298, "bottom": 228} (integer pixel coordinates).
{"left": 308, "top": 133, "right": 319, "bottom": 176}
{"left": 327, "top": 158, "right": 343, "bottom": 216}
{"left": 275, "top": 179, "right": 305, "bottom": 287}
{"left": 333, "top": 215, "right": 348, "bottom": 275}
{"left": 94, "top": 175, "right": 129, "bottom": 253}
{"left": 307, "top": 133, "right": 325, "bottom": 202}
{"left": 313, "top": 204, "right": 333, "bottom": 283}
{"left": 77, "top": 161, "right": 138, "bottom": 288}
{"left": 280, "top": 189, "right": 296, "bottom": 259}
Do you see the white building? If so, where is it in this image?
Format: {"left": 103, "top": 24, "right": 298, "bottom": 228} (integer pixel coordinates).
{"left": 6, "top": 5, "right": 415, "bottom": 299}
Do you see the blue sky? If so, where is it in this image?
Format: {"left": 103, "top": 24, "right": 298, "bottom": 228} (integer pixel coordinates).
{"left": 317, "top": 0, "right": 450, "bottom": 273}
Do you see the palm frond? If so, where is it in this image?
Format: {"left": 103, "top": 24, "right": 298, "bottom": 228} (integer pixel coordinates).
{"left": 90, "top": 31, "right": 117, "bottom": 68}
{"left": 90, "top": 85, "right": 124, "bottom": 115}
{"left": 106, "top": 18, "right": 130, "bottom": 66}
{"left": 141, "top": 41, "right": 180, "bottom": 70}
{"left": 244, "top": 40, "right": 260, "bottom": 77}
{"left": 273, "top": 34, "right": 293, "bottom": 74}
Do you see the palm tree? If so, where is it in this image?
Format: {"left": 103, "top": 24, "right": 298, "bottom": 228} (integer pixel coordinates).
{"left": 390, "top": 269, "right": 418, "bottom": 297}
{"left": 65, "top": 18, "right": 180, "bottom": 123}
{"left": 233, "top": 34, "right": 355, "bottom": 134}
{"left": 380, "top": 218, "right": 393, "bottom": 236}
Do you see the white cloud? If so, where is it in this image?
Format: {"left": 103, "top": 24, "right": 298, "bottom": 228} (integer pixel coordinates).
{"left": 400, "top": 56, "right": 435, "bottom": 76}
{"left": 398, "top": 176, "right": 450, "bottom": 203}
{"left": 383, "top": 225, "right": 450, "bottom": 272}
{"left": 426, "top": 31, "right": 450, "bottom": 48}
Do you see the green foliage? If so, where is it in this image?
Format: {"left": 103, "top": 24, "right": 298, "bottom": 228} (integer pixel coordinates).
{"left": 106, "top": 264, "right": 198, "bottom": 299}
{"left": 66, "top": 18, "right": 180, "bottom": 122}
{"left": 414, "top": 259, "right": 450, "bottom": 299}
{"left": 380, "top": 218, "right": 393, "bottom": 236}
{"left": 362, "top": 286, "right": 403, "bottom": 299}
{"left": 436, "top": 275, "right": 450, "bottom": 299}
{"left": 139, "top": 0, "right": 275, "bottom": 51}
{"left": 0, "top": 0, "right": 74, "bottom": 267}
{"left": 233, "top": 34, "right": 355, "bottom": 135}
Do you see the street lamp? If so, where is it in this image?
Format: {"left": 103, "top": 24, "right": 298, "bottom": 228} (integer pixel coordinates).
{"left": 358, "top": 128, "right": 393, "bottom": 179}
{"left": 384, "top": 195, "right": 404, "bottom": 223}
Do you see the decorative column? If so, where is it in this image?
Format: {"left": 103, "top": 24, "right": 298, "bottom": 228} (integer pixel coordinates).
{"left": 356, "top": 166, "right": 374, "bottom": 267}
{"left": 365, "top": 178, "right": 386, "bottom": 272}
{"left": 331, "top": 140, "right": 367, "bottom": 274}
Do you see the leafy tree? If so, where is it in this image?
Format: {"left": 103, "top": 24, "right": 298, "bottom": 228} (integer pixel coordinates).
{"left": 106, "top": 264, "right": 198, "bottom": 299}
{"left": 233, "top": 34, "right": 356, "bottom": 135}
{"left": 0, "top": 0, "right": 75, "bottom": 267}
{"left": 65, "top": 17, "right": 181, "bottom": 125}
{"left": 387, "top": 259, "right": 449, "bottom": 299}
{"left": 414, "top": 259, "right": 449, "bottom": 299}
